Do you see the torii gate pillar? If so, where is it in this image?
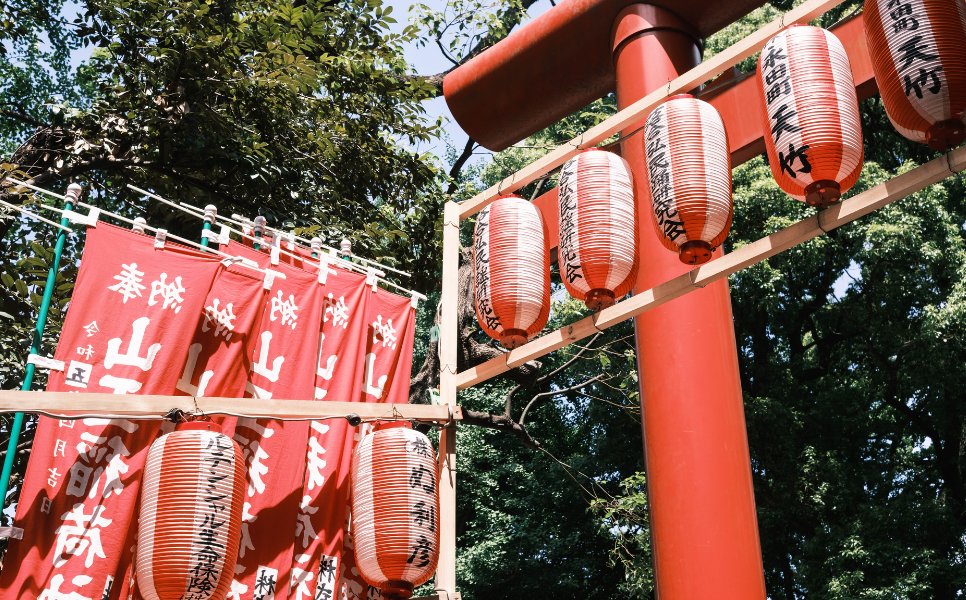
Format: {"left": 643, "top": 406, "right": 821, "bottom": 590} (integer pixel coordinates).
{"left": 611, "top": 6, "right": 766, "bottom": 599}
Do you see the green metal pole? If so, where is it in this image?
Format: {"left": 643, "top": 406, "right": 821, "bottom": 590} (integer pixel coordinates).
{"left": 201, "top": 204, "right": 215, "bottom": 248}
{"left": 0, "top": 183, "right": 79, "bottom": 510}
{"left": 253, "top": 216, "right": 265, "bottom": 251}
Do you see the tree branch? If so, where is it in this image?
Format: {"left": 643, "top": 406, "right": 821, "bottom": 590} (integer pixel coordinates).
{"left": 519, "top": 374, "right": 604, "bottom": 426}
{"left": 462, "top": 409, "right": 540, "bottom": 449}
{"left": 394, "top": 0, "right": 544, "bottom": 94}
{"left": 446, "top": 137, "right": 476, "bottom": 195}
{"left": 0, "top": 109, "right": 47, "bottom": 128}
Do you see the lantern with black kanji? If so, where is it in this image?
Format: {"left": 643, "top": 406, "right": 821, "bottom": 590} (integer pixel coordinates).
{"left": 864, "top": 0, "right": 966, "bottom": 150}
{"left": 136, "top": 422, "right": 246, "bottom": 600}
{"left": 757, "top": 25, "right": 865, "bottom": 207}
{"left": 473, "top": 194, "right": 551, "bottom": 348}
{"left": 641, "top": 94, "right": 733, "bottom": 265}
{"left": 557, "top": 148, "right": 638, "bottom": 309}
{"left": 351, "top": 426, "right": 440, "bottom": 600}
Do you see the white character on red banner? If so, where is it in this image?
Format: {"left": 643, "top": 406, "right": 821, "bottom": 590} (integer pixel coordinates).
{"left": 147, "top": 272, "right": 186, "bottom": 313}
{"left": 39, "top": 574, "right": 94, "bottom": 600}
{"left": 295, "top": 495, "right": 319, "bottom": 549}
{"left": 65, "top": 432, "right": 131, "bottom": 500}
{"left": 53, "top": 504, "right": 113, "bottom": 568}
{"left": 290, "top": 554, "right": 315, "bottom": 600}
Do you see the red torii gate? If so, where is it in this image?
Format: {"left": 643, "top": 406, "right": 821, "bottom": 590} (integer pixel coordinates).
{"left": 442, "top": 2, "right": 876, "bottom": 598}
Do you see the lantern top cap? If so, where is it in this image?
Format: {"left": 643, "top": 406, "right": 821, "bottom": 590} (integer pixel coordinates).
{"left": 175, "top": 421, "right": 224, "bottom": 433}
{"left": 667, "top": 94, "right": 695, "bottom": 101}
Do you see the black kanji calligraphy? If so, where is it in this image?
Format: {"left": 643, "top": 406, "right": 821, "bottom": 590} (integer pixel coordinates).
{"left": 407, "top": 534, "right": 434, "bottom": 568}
{"left": 770, "top": 104, "right": 802, "bottom": 144}
{"left": 778, "top": 143, "right": 812, "bottom": 178}
{"left": 895, "top": 36, "right": 939, "bottom": 72}
{"left": 411, "top": 501, "right": 436, "bottom": 532}
{"left": 905, "top": 66, "right": 943, "bottom": 98}
{"left": 409, "top": 465, "right": 435, "bottom": 494}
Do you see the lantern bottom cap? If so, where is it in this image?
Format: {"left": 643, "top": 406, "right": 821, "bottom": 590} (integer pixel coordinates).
{"left": 926, "top": 119, "right": 966, "bottom": 151}
{"left": 381, "top": 580, "right": 415, "bottom": 599}
{"left": 679, "top": 240, "right": 713, "bottom": 265}
{"left": 500, "top": 329, "right": 529, "bottom": 349}
{"left": 804, "top": 180, "right": 841, "bottom": 208}
{"left": 585, "top": 288, "right": 616, "bottom": 311}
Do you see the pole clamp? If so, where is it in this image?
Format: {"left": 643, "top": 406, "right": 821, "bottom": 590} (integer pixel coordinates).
{"left": 63, "top": 207, "right": 99, "bottom": 227}
{"left": 202, "top": 226, "right": 230, "bottom": 245}
{"left": 0, "top": 527, "right": 24, "bottom": 540}
{"left": 154, "top": 229, "right": 167, "bottom": 249}
{"left": 27, "top": 354, "right": 64, "bottom": 371}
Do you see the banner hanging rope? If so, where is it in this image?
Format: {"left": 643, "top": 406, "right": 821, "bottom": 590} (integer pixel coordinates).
{"left": 125, "top": 184, "right": 427, "bottom": 303}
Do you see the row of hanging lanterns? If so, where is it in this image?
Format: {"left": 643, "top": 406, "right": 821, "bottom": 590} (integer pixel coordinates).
{"left": 134, "top": 12, "right": 966, "bottom": 594}
{"left": 137, "top": 421, "right": 442, "bottom": 600}
{"left": 473, "top": 14, "right": 966, "bottom": 345}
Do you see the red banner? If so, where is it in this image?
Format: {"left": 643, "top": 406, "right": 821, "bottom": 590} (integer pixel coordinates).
{"left": 0, "top": 223, "right": 223, "bottom": 600}
{"left": 288, "top": 265, "right": 370, "bottom": 600}
{"left": 176, "top": 265, "right": 272, "bottom": 399}
{"left": 225, "top": 253, "right": 324, "bottom": 600}
{"left": 338, "top": 289, "right": 418, "bottom": 600}
{"left": 109, "top": 263, "right": 274, "bottom": 600}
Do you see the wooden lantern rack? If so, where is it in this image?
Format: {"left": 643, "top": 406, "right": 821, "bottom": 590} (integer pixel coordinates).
{"left": 3, "top": 0, "right": 966, "bottom": 598}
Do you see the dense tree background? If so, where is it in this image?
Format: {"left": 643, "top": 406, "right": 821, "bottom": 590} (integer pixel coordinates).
{"left": 2, "top": 0, "right": 966, "bottom": 598}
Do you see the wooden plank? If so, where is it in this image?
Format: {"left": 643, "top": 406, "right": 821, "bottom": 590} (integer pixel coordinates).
{"left": 456, "top": 0, "right": 850, "bottom": 221}
{"left": 435, "top": 201, "right": 461, "bottom": 592}
{"left": 439, "top": 201, "right": 460, "bottom": 406}
{"left": 0, "top": 390, "right": 464, "bottom": 421}
{"left": 435, "top": 423, "right": 458, "bottom": 595}
{"left": 456, "top": 147, "right": 963, "bottom": 389}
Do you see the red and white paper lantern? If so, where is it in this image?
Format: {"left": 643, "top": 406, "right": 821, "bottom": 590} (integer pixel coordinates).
{"left": 136, "top": 422, "right": 246, "bottom": 600}
{"left": 757, "top": 25, "right": 865, "bottom": 207}
{"left": 864, "top": 0, "right": 966, "bottom": 150}
{"left": 642, "top": 94, "right": 733, "bottom": 265}
{"left": 473, "top": 194, "right": 551, "bottom": 349}
{"left": 558, "top": 148, "right": 638, "bottom": 309}
{"left": 351, "top": 426, "right": 440, "bottom": 599}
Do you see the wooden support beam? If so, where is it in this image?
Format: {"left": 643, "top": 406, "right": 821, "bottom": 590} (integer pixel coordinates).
{"left": 0, "top": 390, "right": 464, "bottom": 422}
{"left": 456, "top": 0, "right": 850, "bottom": 220}
{"left": 435, "top": 200, "right": 461, "bottom": 594}
{"left": 456, "top": 146, "right": 966, "bottom": 389}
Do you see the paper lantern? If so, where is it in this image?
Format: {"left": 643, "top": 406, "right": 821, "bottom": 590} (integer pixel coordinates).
{"left": 473, "top": 194, "right": 551, "bottom": 348}
{"left": 864, "top": 0, "right": 966, "bottom": 150}
{"left": 558, "top": 148, "right": 638, "bottom": 309}
{"left": 641, "top": 94, "right": 733, "bottom": 265}
{"left": 136, "top": 422, "right": 246, "bottom": 600}
{"left": 757, "top": 25, "right": 865, "bottom": 207}
{"left": 351, "top": 426, "right": 440, "bottom": 599}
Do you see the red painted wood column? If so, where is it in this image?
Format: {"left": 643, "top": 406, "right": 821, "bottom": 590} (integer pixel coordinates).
{"left": 611, "top": 6, "right": 767, "bottom": 599}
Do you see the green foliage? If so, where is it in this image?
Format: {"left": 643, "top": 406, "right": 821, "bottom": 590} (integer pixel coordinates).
{"left": 588, "top": 472, "right": 652, "bottom": 599}
{"left": 730, "top": 154, "right": 966, "bottom": 598}
{"left": 2, "top": 0, "right": 450, "bottom": 290}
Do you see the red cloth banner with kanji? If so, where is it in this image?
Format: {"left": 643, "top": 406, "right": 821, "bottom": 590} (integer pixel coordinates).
{"left": 226, "top": 252, "right": 324, "bottom": 600}
{"left": 338, "top": 289, "right": 418, "bottom": 600}
{"left": 289, "top": 265, "right": 371, "bottom": 600}
{"left": 0, "top": 223, "right": 223, "bottom": 600}
{"left": 175, "top": 265, "right": 271, "bottom": 399}
{"left": 109, "top": 263, "right": 273, "bottom": 600}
